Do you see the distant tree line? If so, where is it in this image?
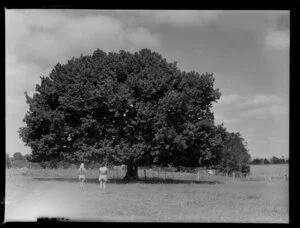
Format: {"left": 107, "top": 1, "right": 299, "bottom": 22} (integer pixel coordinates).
{"left": 6, "top": 152, "right": 33, "bottom": 169}
{"left": 251, "top": 156, "right": 289, "bottom": 165}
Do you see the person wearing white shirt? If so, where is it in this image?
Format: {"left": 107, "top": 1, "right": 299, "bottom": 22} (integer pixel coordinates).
{"left": 99, "top": 163, "right": 108, "bottom": 191}
{"left": 77, "top": 163, "right": 87, "bottom": 189}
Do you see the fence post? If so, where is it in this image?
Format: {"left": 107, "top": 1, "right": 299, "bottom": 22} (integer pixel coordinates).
{"left": 144, "top": 169, "right": 147, "bottom": 181}
{"left": 197, "top": 171, "right": 200, "bottom": 181}
{"left": 158, "top": 168, "right": 160, "bottom": 179}
{"left": 232, "top": 172, "right": 235, "bottom": 182}
{"left": 165, "top": 171, "right": 166, "bottom": 180}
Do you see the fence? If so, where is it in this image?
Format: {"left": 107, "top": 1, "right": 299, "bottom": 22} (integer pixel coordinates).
{"left": 138, "top": 167, "right": 289, "bottom": 182}
{"left": 6, "top": 166, "right": 289, "bottom": 182}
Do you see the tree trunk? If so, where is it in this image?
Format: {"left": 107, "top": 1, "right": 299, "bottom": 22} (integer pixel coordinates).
{"left": 124, "top": 163, "right": 139, "bottom": 181}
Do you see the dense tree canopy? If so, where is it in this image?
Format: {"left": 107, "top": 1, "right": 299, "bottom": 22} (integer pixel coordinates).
{"left": 19, "top": 48, "right": 250, "bottom": 180}
{"left": 215, "top": 126, "right": 251, "bottom": 174}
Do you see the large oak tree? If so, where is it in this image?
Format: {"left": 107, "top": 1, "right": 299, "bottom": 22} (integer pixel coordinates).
{"left": 19, "top": 48, "right": 224, "bottom": 180}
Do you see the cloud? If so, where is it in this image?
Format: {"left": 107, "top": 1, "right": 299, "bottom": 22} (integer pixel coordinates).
{"left": 214, "top": 93, "right": 288, "bottom": 121}
{"left": 6, "top": 95, "right": 27, "bottom": 108}
{"left": 213, "top": 93, "right": 288, "bottom": 158}
{"left": 6, "top": 95, "right": 28, "bottom": 134}
{"left": 6, "top": 10, "right": 67, "bottom": 58}
{"left": 6, "top": 95, "right": 31, "bottom": 155}
{"left": 237, "top": 94, "right": 284, "bottom": 109}
{"left": 238, "top": 127, "right": 256, "bottom": 141}
{"left": 6, "top": 10, "right": 162, "bottom": 69}
{"left": 239, "top": 104, "right": 288, "bottom": 120}
{"left": 214, "top": 113, "right": 241, "bottom": 125}
{"left": 216, "top": 94, "right": 241, "bottom": 105}
{"left": 254, "top": 12, "right": 289, "bottom": 51}
{"left": 276, "top": 13, "right": 289, "bottom": 31}
{"left": 237, "top": 94, "right": 288, "bottom": 120}
{"left": 5, "top": 9, "right": 163, "bottom": 156}
{"left": 139, "top": 10, "right": 222, "bottom": 27}
{"left": 223, "top": 118, "right": 241, "bottom": 124}
{"left": 265, "top": 30, "right": 289, "bottom": 50}
{"left": 6, "top": 54, "right": 52, "bottom": 96}
{"left": 124, "top": 27, "right": 161, "bottom": 51}
{"left": 6, "top": 9, "right": 162, "bottom": 96}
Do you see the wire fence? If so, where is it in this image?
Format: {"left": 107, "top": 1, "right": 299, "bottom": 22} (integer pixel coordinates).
{"left": 6, "top": 166, "right": 289, "bottom": 183}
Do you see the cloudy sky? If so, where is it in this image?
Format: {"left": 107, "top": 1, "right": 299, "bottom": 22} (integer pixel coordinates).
{"left": 5, "top": 10, "right": 289, "bottom": 159}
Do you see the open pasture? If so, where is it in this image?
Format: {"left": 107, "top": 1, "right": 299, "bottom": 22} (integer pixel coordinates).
{"left": 5, "top": 164, "right": 289, "bottom": 223}
{"left": 250, "top": 164, "right": 288, "bottom": 178}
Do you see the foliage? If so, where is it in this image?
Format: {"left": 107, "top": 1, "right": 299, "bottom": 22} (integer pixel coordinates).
{"left": 18, "top": 48, "right": 255, "bottom": 180}
{"left": 28, "top": 162, "right": 42, "bottom": 169}
{"left": 270, "top": 156, "right": 282, "bottom": 164}
{"left": 250, "top": 156, "right": 288, "bottom": 165}
{"left": 211, "top": 125, "right": 251, "bottom": 174}
{"left": 11, "top": 159, "right": 30, "bottom": 168}
{"left": 251, "top": 158, "right": 264, "bottom": 165}
{"left": 6, "top": 153, "right": 12, "bottom": 168}
{"left": 57, "top": 160, "right": 72, "bottom": 169}
{"left": 19, "top": 48, "right": 221, "bottom": 176}
{"left": 17, "top": 48, "right": 255, "bottom": 178}
{"left": 39, "top": 161, "right": 52, "bottom": 169}
{"left": 23, "top": 154, "right": 32, "bottom": 162}
{"left": 69, "top": 164, "right": 79, "bottom": 169}
{"left": 12, "top": 152, "right": 23, "bottom": 161}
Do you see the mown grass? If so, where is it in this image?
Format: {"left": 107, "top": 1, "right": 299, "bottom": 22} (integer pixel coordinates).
{"left": 5, "top": 171, "right": 289, "bottom": 223}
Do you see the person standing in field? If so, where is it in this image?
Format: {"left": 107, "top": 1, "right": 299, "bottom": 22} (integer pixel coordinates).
{"left": 99, "top": 162, "right": 109, "bottom": 192}
{"left": 77, "top": 163, "right": 87, "bottom": 189}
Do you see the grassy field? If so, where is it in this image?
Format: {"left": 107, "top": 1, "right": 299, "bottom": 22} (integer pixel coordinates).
{"left": 5, "top": 164, "right": 289, "bottom": 223}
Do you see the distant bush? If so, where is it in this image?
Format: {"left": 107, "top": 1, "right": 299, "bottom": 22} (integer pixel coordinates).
{"left": 241, "top": 164, "right": 250, "bottom": 174}
{"left": 39, "top": 161, "right": 51, "bottom": 169}
{"left": 216, "top": 162, "right": 250, "bottom": 176}
{"left": 6, "top": 153, "right": 12, "bottom": 168}
{"left": 12, "top": 152, "right": 24, "bottom": 161}
{"left": 23, "top": 154, "right": 32, "bottom": 162}
{"left": 11, "top": 159, "right": 30, "bottom": 168}
{"left": 69, "top": 164, "right": 78, "bottom": 169}
{"left": 28, "top": 162, "right": 42, "bottom": 169}
{"left": 57, "top": 161, "right": 71, "bottom": 169}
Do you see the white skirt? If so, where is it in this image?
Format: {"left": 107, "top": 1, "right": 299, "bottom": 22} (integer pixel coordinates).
{"left": 99, "top": 175, "right": 107, "bottom": 182}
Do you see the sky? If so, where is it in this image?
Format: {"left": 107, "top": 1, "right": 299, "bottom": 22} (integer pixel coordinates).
{"left": 5, "top": 10, "right": 289, "bottom": 159}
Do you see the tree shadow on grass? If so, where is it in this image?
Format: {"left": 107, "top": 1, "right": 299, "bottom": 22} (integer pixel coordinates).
{"left": 32, "top": 177, "right": 223, "bottom": 185}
